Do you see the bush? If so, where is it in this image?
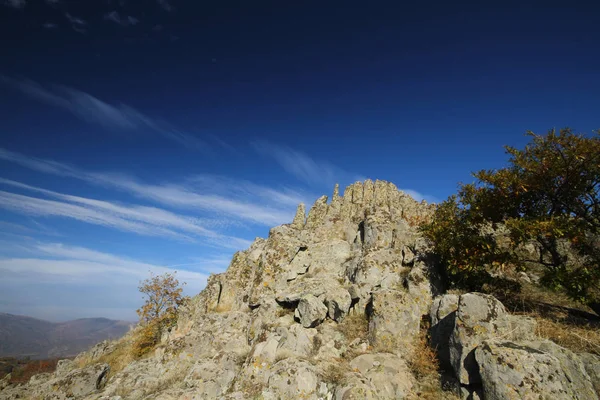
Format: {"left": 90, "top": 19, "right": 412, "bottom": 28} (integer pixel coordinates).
{"left": 134, "top": 271, "right": 189, "bottom": 355}
{"left": 422, "top": 128, "right": 600, "bottom": 312}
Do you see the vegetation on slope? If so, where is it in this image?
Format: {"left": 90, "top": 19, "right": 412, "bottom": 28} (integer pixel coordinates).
{"left": 419, "top": 127, "right": 600, "bottom": 359}
{"left": 422, "top": 128, "right": 600, "bottom": 313}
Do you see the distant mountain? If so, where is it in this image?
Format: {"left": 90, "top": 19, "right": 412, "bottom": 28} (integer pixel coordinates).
{"left": 0, "top": 313, "right": 133, "bottom": 359}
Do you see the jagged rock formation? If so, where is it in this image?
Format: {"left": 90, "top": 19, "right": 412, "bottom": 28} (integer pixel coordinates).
{"left": 1, "top": 180, "right": 598, "bottom": 400}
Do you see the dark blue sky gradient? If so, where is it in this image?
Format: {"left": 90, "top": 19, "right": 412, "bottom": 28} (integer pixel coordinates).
{"left": 0, "top": 0, "right": 599, "bottom": 320}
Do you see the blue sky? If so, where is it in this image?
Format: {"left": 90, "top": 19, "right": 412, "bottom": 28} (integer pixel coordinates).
{"left": 1, "top": 0, "right": 599, "bottom": 321}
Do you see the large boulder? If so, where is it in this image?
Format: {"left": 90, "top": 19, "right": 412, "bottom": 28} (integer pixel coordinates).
{"left": 449, "top": 292, "right": 536, "bottom": 385}
{"left": 323, "top": 286, "right": 352, "bottom": 322}
{"left": 368, "top": 289, "right": 421, "bottom": 357}
{"left": 295, "top": 294, "right": 328, "bottom": 328}
{"left": 476, "top": 340, "right": 598, "bottom": 400}
{"left": 429, "top": 293, "right": 459, "bottom": 368}
{"left": 581, "top": 353, "right": 600, "bottom": 396}
{"left": 339, "top": 353, "right": 415, "bottom": 399}
{"left": 263, "top": 359, "right": 323, "bottom": 399}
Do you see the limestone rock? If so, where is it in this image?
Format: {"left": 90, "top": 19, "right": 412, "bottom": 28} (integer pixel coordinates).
{"left": 296, "top": 294, "right": 328, "bottom": 328}
{"left": 292, "top": 203, "right": 306, "bottom": 229}
{"left": 449, "top": 292, "right": 536, "bottom": 385}
{"left": 581, "top": 353, "right": 600, "bottom": 396}
{"left": 305, "top": 195, "right": 329, "bottom": 229}
{"left": 5, "top": 181, "right": 581, "bottom": 400}
{"left": 323, "top": 286, "right": 352, "bottom": 322}
{"left": 264, "top": 359, "right": 320, "bottom": 399}
{"left": 367, "top": 289, "right": 421, "bottom": 357}
{"left": 430, "top": 294, "right": 459, "bottom": 368}
{"left": 0, "top": 374, "right": 10, "bottom": 391}
{"left": 344, "top": 353, "right": 415, "bottom": 399}
{"left": 476, "top": 340, "right": 598, "bottom": 400}
{"left": 55, "top": 358, "right": 75, "bottom": 377}
{"left": 286, "top": 246, "right": 311, "bottom": 281}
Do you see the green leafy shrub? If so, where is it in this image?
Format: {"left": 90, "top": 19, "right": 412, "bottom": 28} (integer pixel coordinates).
{"left": 422, "top": 128, "right": 600, "bottom": 312}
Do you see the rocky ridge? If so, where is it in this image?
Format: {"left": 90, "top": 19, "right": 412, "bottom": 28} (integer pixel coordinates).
{"left": 1, "top": 180, "right": 598, "bottom": 399}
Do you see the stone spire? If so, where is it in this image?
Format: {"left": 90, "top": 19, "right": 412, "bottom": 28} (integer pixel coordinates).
{"left": 332, "top": 183, "right": 340, "bottom": 200}
{"left": 292, "top": 203, "right": 306, "bottom": 229}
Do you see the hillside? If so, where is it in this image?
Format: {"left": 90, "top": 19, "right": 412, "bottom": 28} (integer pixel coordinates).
{"left": 0, "top": 180, "right": 598, "bottom": 400}
{"left": 0, "top": 313, "right": 132, "bottom": 359}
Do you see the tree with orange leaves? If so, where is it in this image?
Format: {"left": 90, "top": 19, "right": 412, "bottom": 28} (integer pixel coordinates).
{"left": 137, "top": 271, "right": 187, "bottom": 325}
{"left": 134, "top": 271, "right": 188, "bottom": 355}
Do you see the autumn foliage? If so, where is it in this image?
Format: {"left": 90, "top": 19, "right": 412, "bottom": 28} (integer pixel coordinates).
{"left": 2, "top": 358, "right": 60, "bottom": 383}
{"left": 133, "top": 271, "right": 188, "bottom": 356}
{"left": 422, "top": 128, "right": 600, "bottom": 313}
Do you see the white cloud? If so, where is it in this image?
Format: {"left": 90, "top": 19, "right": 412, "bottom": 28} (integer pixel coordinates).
{"left": 399, "top": 188, "right": 440, "bottom": 204}
{"left": 0, "top": 76, "right": 207, "bottom": 150}
{"left": 0, "top": 179, "right": 253, "bottom": 248}
{"left": 157, "top": 0, "right": 172, "bottom": 11}
{"left": 253, "top": 141, "right": 367, "bottom": 190}
{"left": 105, "top": 11, "right": 139, "bottom": 26}
{"left": 65, "top": 12, "right": 86, "bottom": 26}
{"left": 2, "top": 0, "right": 25, "bottom": 8}
{"left": 0, "top": 189, "right": 187, "bottom": 240}
{"left": 0, "top": 243, "right": 209, "bottom": 321}
{"left": 253, "top": 141, "right": 341, "bottom": 186}
{"left": 0, "top": 148, "right": 312, "bottom": 227}
{"left": 64, "top": 12, "right": 87, "bottom": 33}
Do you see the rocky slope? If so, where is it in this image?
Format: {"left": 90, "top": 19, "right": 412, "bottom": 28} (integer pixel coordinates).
{"left": 0, "top": 314, "right": 132, "bottom": 359}
{"left": 1, "top": 180, "right": 598, "bottom": 399}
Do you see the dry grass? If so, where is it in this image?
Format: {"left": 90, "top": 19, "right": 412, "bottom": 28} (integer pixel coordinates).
{"left": 407, "top": 319, "right": 460, "bottom": 400}
{"left": 335, "top": 313, "right": 368, "bottom": 343}
{"left": 74, "top": 325, "right": 158, "bottom": 379}
{"left": 320, "top": 360, "right": 350, "bottom": 386}
{"left": 497, "top": 283, "right": 600, "bottom": 356}
{"left": 534, "top": 317, "right": 600, "bottom": 355}
{"left": 96, "top": 339, "right": 137, "bottom": 377}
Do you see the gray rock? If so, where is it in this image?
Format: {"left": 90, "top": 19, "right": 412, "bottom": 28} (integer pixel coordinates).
{"left": 449, "top": 292, "right": 536, "bottom": 385}
{"left": 347, "top": 353, "right": 415, "bottom": 399}
{"left": 265, "top": 359, "right": 320, "bottom": 399}
{"left": 430, "top": 294, "right": 459, "bottom": 368}
{"left": 323, "top": 287, "right": 352, "bottom": 322}
{"left": 55, "top": 358, "right": 75, "bottom": 377}
{"left": 476, "top": 340, "right": 598, "bottom": 400}
{"left": 368, "top": 289, "right": 421, "bottom": 357}
{"left": 581, "top": 352, "right": 600, "bottom": 396}
{"left": 296, "top": 294, "right": 328, "bottom": 328}
{"left": 292, "top": 203, "right": 306, "bottom": 229}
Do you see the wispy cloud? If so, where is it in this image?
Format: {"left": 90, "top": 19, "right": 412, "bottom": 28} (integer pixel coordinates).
{"left": 65, "top": 12, "right": 86, "bottom": 33}
{"left": 42, "top": 22, "right": 58, "bottom": 29}
{"left": 104, "top": 11, "right": 139, "bottom": 26}
{"left": 0, "top": 148, "right": 313, "bottom": 227}
{"left": 253, "top": 141, "right": 439, "bottom": 203}
{"left": 399, "top": 188, "right": 440, "bottom": 204}
{"left": 65, "top": 12, "right": 86, "bottom": 26}
{"left": 2, "top": 0, "right": 25, "bottom": 9}
{"left": 253, "top": 141, "right": 361, "bottom": 187}
{"left": 0, "top": 75, "right": 207, "bottom": 150}
{"left": 157, "top": 0, "right": 172, "bottom": 12}
{"left": 0, "top": 242, "right": 209, "bottom": 320}
{"left": 0, "top": 178, "right": 253, "bottom": 248}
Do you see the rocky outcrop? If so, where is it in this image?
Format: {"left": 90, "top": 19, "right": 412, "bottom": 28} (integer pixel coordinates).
{"left": 476, "top": 340, "right": 597, "bottom": 399}
{"left": 0, "top": 363, "right": 110, "bottom": 400}
{"left": 2, "top": 180, "right": 597, "bottom": 400}
{"left": 431, "top": 292, "right": 599, "bottom": 399}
